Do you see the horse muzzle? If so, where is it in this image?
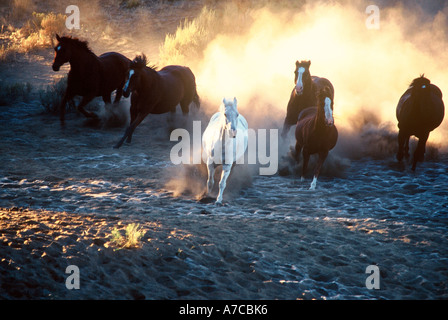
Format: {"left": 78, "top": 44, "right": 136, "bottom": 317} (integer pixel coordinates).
{"left": 229, "top": 129, "right": 237, "bottom": 138}
{"left": 123, "top": 89, "right": 130, "bottom": 98}
{"left": 325, "top": 119, "right": 334, "bottom": 126}
{"left": 295, "top": 86, "right": 303, "bottom": 95}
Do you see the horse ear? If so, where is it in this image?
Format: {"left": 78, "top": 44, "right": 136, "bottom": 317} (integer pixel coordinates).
{"left": 56, "top": 34, "right": 61, "bottom": 41}
{"left": 295, "top": 61, "right": 299, "bottom": 66}
{"left": 233, "top": 97, "right": 237, "bottom": 106}
{"left": 306, "top": 60, "right": 311, "bottom": 67}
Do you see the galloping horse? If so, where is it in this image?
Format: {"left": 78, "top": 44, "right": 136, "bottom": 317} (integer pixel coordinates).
{"left": 113, "top": 54, "right": 200, "bottom": 149}
{"left": 295, "top": 86, "right": 338, "bottom": 190}
{"left": 202, "top": 97, "right": 248, "bottom": 204}
{"left": 281, "top": 60, "right": 334, "bottom": 138}
{"left": 396, "top": 75, "right": 444, "bottom": 170}
{"left": 52, "top": 34, "right": 131, "bottom": 123}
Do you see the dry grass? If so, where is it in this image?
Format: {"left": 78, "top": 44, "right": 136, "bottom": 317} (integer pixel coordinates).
{"left": 0, "top": 81, "right": 32, "bottom": 105}
{"left": 38, "top": 76, "right": 68, "bottom": 114}
{"left": 109, "top": 223, "right": 146, "bottom": 249}
{"left": 1, "top": 11, "right": 66, "bottom": 61}
{"left": 158, "top": 6, "right": 217, "bottom": 65}
{"left": 158, "top": 4, "right": 254, "bottom": 65}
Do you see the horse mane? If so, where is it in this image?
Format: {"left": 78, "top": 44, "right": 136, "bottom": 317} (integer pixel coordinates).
{"left": 130, "top": 54, "right": 157, "bottom": 71}
{"left": 296, "top": 60, "right": 311, "bottom": 68}
{"left": 315, "top": 86, "right": 332, "bottom": 107}
{"left": 410, "top": 74, "right": 430, "bottom": 89}
{"left": 59, "top": 36, "right": 94, "bottom": 55}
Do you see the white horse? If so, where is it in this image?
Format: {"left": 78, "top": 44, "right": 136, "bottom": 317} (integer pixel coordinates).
{"left": 202, "top": 97, "right": 248, "bottom": 204}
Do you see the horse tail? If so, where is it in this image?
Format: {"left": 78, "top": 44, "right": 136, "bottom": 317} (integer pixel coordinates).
{"left": 183, "top": 66, "right": 200, "bottom": 109}
{"left": 193, "top": 89, "right": 200, "bottom": 109}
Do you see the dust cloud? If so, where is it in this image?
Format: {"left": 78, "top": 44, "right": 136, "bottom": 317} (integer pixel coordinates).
{"left": 187, "top": 0, "right": 448, "bottom": 154}
{"left": 52, "top": 0, "right": 447, "bottom": 196}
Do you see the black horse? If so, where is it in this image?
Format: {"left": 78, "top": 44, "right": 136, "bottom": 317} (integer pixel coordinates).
{"left": 281, "top": 60, "right": 334, "bottom": 138}
{"left": 113, "top": 54, "right": 200, "bottom": 149}
{"left": 52, "top": 34, "right": 131, "bottom": 124}
{"left": 396, "top": 75, "right": 444, "bottom": 170}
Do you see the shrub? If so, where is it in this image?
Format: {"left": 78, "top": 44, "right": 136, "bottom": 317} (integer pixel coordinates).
{"left": 108, "top": 223, "right": 146, "bottom": 249}
{"left": 1, "top": 11, "right": 66, "bottom": 61}
{"left": 0, "top": 81, "right": 32, "bottom": 105}
{"left": 158, "top": 6, "right": 218, "bottom": 65}
{"left": 38, "top": 76, "right": 68, "bottom": 114}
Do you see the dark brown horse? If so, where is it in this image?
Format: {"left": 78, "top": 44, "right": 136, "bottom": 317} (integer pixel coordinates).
{"left": 295, "top": 86, "right": 338, "bottom": 190}
{"left": 281, "top": 60, "right": 334, "bottom": 138}
{"left": 396, "top": 75, "right": 444, "bottom": 170}
{"left": 52, "top": 34, "right": 131, "bottom": 123}
{"left": 113, "top": 54, "right": 200, "bottom": 149}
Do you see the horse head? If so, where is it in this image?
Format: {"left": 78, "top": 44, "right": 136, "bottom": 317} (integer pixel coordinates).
{"left": 221, "top": 97, "right": 239, "bottom": 138}
{"left": 123, "top": 54, "right": 148, "bottom": 97}
{"left": 52, "top": 34, "right": 71, "bottom": 71}
{"left": 318, "top": 86, "right": 335, "bottom": 126}
{"left": 409, "top": 74, "right": 431, "bottom": 99}
{"left": 294, "top": 60, "right": 312, "bottom": 95}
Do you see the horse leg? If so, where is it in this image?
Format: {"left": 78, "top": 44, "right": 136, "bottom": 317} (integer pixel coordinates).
{"left": 167, "top": 108, "right": 177, "bottom": 130}
{"left": 310, "top": 151, "right": 328, "bottom": 190}
{"left": 180, "top": 98, "right": 191, "bottom": 115}
{"left": 301, "top": 149, "right": 310, "bottom": 182}
{"left": 404, "top": 136, "right": 410, "bottom": 159}
{"left": 396, "top": 130, "right": 406, "bottom": 162}
{"left": 281, "top": 123, "right": 292, "bottom": 140}
{"left": 59, "top": 95, "right": 68, "bottom": 124}
{"left": 126, "top": 102, "right": 138, "bottom": 144}
{"left": 113, "top": 111, "right": 147, "bottom": 149}
{"left": 114, "top": 87, "right": 123, "bottom": 103}
{"left": 216, "top": 164, "right": 232, "bottom": 205}
{"left": 77, "top": 95, "right": 97, "bottom": 118}
{"left": 294, "top": 141, "right": 302, "bottom": 163}
{"left": 412, "top": 132, "right": 429, "bottom": 171}
{"left": 59, "top": 90, "right": 74, "bottom": 124}
{"left": 206, "top": 161, "right": 215, "bottom": 197}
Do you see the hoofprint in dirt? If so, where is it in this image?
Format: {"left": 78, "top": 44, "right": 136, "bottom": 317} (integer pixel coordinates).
{"left": 1, "top": 102, "right": 447, "bottom": 299}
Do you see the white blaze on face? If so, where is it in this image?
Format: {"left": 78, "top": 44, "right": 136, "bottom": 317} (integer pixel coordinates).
{"left": 295, "top": 67, "right": 305, "bottom": 95}
{"left": 223, "top": 98, "right": 239, "bottom": 138}
{"left": 324, "top": 97, "right": 334, "bottom": 125}
{"left": 124, "top": 69, "right": 134, "bottom": 92}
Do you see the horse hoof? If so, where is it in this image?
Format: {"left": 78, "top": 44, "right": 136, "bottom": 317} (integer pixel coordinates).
{"left": 198, "top": 196, "right": 215, "bottom": 204}
{"left": 215, "top": 201, "right": 224, "bottom": 206}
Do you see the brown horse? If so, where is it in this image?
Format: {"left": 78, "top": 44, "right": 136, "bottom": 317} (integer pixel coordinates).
{"left": 396, "top": 75, "right": 445, "bottom": 170}
{"left": 281, "top": 60, "right": 334, "bottom": 138}
{"left": 113, "top": 54, "right": 200, "bottom": 149}
{"left": 52, "top": 34, "right": 131, "bottom": 124}
{"left": 295, "top": 86, "right": 338, "bottom": 190}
